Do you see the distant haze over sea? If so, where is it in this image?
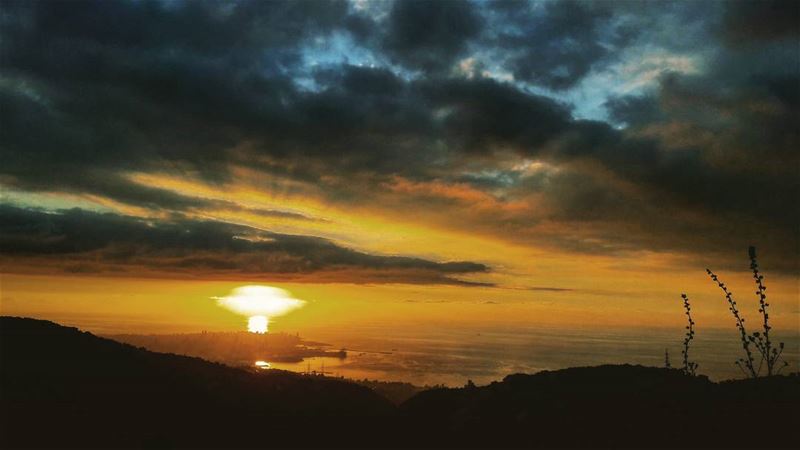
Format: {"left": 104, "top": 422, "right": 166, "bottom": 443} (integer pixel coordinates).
{"left": 84, "top": 320, "right": 800, "bottom": 387}
{"left": 293, "top": 324, "right": 800, "bottom": 386}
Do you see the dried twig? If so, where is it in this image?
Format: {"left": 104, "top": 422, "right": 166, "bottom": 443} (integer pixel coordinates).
{"left": 706, "top": 268, "right": 758, "bottom": 378}
{"left": 747, "top": 246, "right": 788, "bottom": 376}
{"left": 680, "top": 294, "right": 698, "bottom": 376}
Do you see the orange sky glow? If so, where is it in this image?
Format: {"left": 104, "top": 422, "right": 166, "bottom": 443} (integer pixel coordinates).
{"left": 1, "top": 0, "right": 797, "bottom": 355}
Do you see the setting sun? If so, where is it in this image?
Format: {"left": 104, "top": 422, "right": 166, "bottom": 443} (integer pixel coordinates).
{"left": 254, "top": 360, "right": 271, "bottom": 369}
{"left": 215, "top": 285, "right": 306, "bottom": 332}
{"left": 248, "top": 316, "right": 268, "bottom": 334}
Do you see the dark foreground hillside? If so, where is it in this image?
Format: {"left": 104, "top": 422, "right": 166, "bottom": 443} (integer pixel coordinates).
{"left": 0, "top": 317, "right": 395, "bottom": 448}
{"left": 2, "top": 317, "right": 798, "bottom": 449}
{"left": 402, "top": 364, "right": 800, "bottom": 448}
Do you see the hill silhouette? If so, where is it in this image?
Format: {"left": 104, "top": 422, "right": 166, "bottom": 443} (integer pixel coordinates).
{"left": 2, "top": 316, "right": 798, "bottom": 448}
{"left": 402, "top": 365, "right": 799, "bottom": 448}
{"left": 108, "top": 330, "right": 346, "bottom": 364}
{"left": 0, "top": 317, "right": 394, "bottom": 448}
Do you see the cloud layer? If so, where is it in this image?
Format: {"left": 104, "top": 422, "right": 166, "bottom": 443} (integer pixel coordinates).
{"left": 1, "top": 0, "right": 797, "bottom": 278}
{"left": 0, "top": 205, "right": 488, "bottom": 284}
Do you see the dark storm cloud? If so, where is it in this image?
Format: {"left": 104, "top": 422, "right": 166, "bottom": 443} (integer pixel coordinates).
{"left": 600, "top": 13, "right": 800, "bottom": 227}
{"left": 722, "top": 0, "right": 800, "bottom": 43}
{"left": 273, "top": 65, "right": 440, "bottom": 172}
{"left": 0, "top": 204, "right": 489, "bottom": 284}
{"left": 382, "top": 0, "right": 483, "bottom": 72}
{"left": 418, "top": 77, "right": 572, "bottom": 154}
{"left": 3, "top": 0, "right": 348, "bottom": 55}
{"left": 0, "top": 0, "right": 585, "bottom": 188}
{"left": 488, "top": 0, "right": 624, "bottom": 90}
{"left": 0, "top": 0, "right": 349, "bottom": 184}
{"left": 0, "top": 0, "right": 797, "bottom": 272}
{"left": 604, "top": 95, "right": 664, "bottom": 127}
{"left": 485, "top": 0, "right": 731, "bottom": 90}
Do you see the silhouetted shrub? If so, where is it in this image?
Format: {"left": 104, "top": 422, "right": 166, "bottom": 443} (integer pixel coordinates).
{"left": 747, "top": 246, "right": 788, "bottom": 376}
{"left": 707, "top": 246, "right": 788, "bottom": 378}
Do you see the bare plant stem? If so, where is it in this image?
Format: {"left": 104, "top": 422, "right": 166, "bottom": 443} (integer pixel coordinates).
{"left": 748, "top": 246, "right": 788, "bottom": 376}
{"left": 680, "top": 294, "right": 697, "bottom": 376}
{"left": 706, "top": 269, "right": 758, "bottom": 378}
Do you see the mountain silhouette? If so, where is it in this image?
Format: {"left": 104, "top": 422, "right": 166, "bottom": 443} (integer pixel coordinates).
{"left": 402, "top": 365, "right": 799, "bottom": 448}
{"left": 0, "top": 317, "right": 394, "bottom": 448}
{"left": 2, "top": 316, "right": 797, "bottom": 448}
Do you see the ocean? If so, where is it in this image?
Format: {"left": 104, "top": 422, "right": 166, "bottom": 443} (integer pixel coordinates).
{"left": 269, "top": 323, "right": 800, "bottom": 386}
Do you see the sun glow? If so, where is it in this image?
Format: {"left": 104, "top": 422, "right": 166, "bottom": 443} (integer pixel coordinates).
{"left": 248, "top": 315, "right": 269, "bottom": 333}
{"left": 215, "top": 285, "right": 306, "bottom": 333}
{"left": 254, "top": 360, "right": 271, "bottom": 369}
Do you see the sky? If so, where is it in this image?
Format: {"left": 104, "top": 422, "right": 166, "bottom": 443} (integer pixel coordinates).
{"left": 0, "top": 0, "right": 798, "bottom": 336}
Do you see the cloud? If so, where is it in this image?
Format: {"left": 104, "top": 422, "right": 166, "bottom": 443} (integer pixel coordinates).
{"left": 0, "top": 204, "right": 489, "bottom": 285}
{"left": 722, "top": 0, "right": 800, "bottom": 44}
{"left": 0, "top": 0, "right": 796, "bottom": 275}
{"left": 488, "top": 0, "right": 626, "bottom": 90}
{"left": 524, "top": 287, "right": 574, "bottom": 292}
{"left": 382, "top": 0, "right": 483, "bottom": 72}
